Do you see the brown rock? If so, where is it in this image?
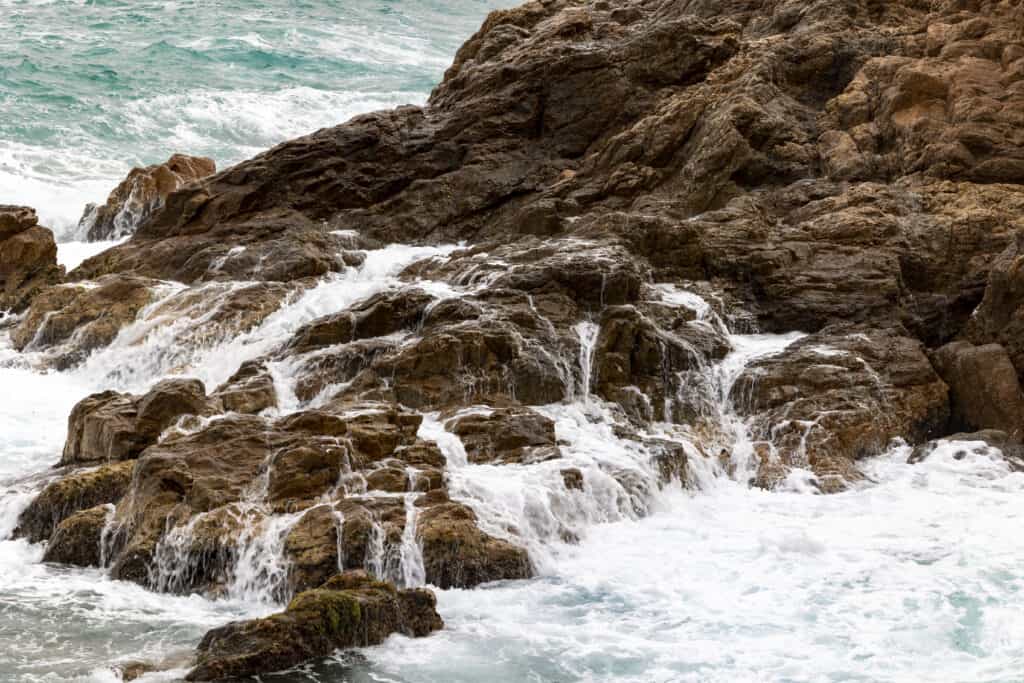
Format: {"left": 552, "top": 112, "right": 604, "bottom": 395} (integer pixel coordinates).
{"left": 15, "top": 461, "right": 133, "bottom": 542}
{"left": 79, "top": 154, "right": 216, "bottom": 241}
{"left": 931, "top": 341, "right": 1024, "bottom": 439}
{"left": 446, "top": 408, "right": 558, "bottom": 464}
{"left": 42, "top": 504, "right": 111, "bottom": 567}
{"left": 0, "top": 206, "right": 63, "bottom": 313}
{"left": 186, "top": 572, "right": 442, "bottom": 681}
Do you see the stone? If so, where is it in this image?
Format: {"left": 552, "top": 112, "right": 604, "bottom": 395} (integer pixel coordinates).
{"left": 186, "top": 572, "right": 442, "bottom": 681}
{"left": 42, "top": 505, "right": 111, "bottom": 567}
{"left": 78, "top": 154, "right": 216, "bottom": 241}
{"left": 931, "top": 342, "right": 1024, "bottom": 439}
{"left": 0, "top": 206, "right": 63, "bottom": 313}
{"left": 14, "top": 461, "right": 133, "bottom": 542}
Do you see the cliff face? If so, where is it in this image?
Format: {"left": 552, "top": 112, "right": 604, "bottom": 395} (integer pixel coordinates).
{"left": 8, "top": 0, "right": 1024, "bottom": 677}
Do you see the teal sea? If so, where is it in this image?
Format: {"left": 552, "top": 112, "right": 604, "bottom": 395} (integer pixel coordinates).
{"left": 0, "top": 0, "right": 505, "bottom": 233}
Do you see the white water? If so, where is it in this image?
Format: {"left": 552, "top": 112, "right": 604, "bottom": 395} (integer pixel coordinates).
{"left": 2, "top": 238, "right": 1024, "bottom": 682}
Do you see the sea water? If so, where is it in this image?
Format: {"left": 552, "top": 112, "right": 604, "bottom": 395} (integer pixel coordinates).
{"left": 3, "top": 2, "right": 1024, "bottom": 682}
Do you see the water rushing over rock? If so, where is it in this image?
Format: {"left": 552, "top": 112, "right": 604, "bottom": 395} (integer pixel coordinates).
{"left": 3, "top": 0, "right": 1024, "bottom": 679}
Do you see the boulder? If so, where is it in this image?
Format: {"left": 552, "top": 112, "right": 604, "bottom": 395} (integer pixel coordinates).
{"left": 78, "top": 154, "right": 216, "bottom": 241}
{"left": 0, "top": 206, "right": 63, "bottom": 313}
{"left": 418, "top": 501, "right": 533, "bottom": 588}
{"left": 15, "top": 461, "right": 133, "bottom": 542}
{"left": 62, "top": 379, "right": 213, "bottom": 466}
{"left": 186, "top": 571, "right": 442, "bottom": 681}
{"left": 445, "top": 408, "right": 558, "bottom": 464}
{"left": 733, "top": 326, "right": 949, "bottom": 491}
{"left": 930, "top": 342, "right": 1024, "bottom": 438}
{"left": 42, "top": 504, "right": 111, "bottom": 567}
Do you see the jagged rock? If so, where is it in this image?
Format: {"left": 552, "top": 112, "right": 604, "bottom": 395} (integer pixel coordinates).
{"left": 593, "top": 304, "right": 730, "bottom": 422}
{"left": 42, "top": 505, "right": 111, "bottom": 567}
{"left": 0, "top": 206, "right": 63, "bottom": 313}
{"left": 186, "top": 571, "right": 442, "bottom": 681}
{"left": 446, "top": 408, "right": 558, "bottom": 464}
{"left": 733, "top": 326, "right": 949, "bottom": 491}
{"left": 14, "top": 461, "right": 133, "bottom": 542}
{"left": 418, "top": 501, "right": 532, "bottom": 588}
{"left": 931, "top": 341, "right": 1024, "bottom": 438}
{"left": 965, "top": 234, "right": 1024, "bottom": 382}
{"left": 62, "top": 379, "right": 213, "bottom": 466}
{"left": 11, "top": 275, "right": 159, "bottom": 366}
{"left": 79, "top": 154, "right": 216, "bottom": 242}
{"left": 212, "top": 361, "right": 278, "bottom": 414}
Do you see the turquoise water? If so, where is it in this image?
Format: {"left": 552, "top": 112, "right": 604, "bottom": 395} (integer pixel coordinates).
{"left": 0, "top": 0, "right": 504, "bottom": 233}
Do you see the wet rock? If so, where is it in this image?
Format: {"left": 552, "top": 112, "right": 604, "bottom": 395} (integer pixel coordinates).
{"left": 212, "top": 361, "right": 278, "bottom": 414}
{"left": 0, "top": 206, "right": 63, "bottom": 313}
{"left": 15, "top": 461, "right": 133, "bottom": 542}
{"left": 11, "top": 275, "right": 159, "bottom": 366}
{"left": 931, "top": 341, "right": 1024, "bottom": 439}
{"left": 965, "top": 235, "right": 1024, "bottom": 382}
{"left": 445, "top": 408, "right": 558, "bottom": 464}
{"left": 592, "top": 304, "right": 730, "bottom": 422}
{"left": 186, "top": 571, "right": 442, "bottom": 681}
{"left": 734, "top": 326, "right": 949, "bottom": 491}
{"left": 909, "top": 430, "right": 1024, "bottom": 472}
{"left": 79, "top": 154, "right": 216, "bottom": 241}
{"left": 62, "top": 379, "right": 213, "bottom": 466}
{"left": 42, "top": 504, "right": 111, "bottom": 567}
{"left": 418, "top": 501, "right": 532, "bottom": 588}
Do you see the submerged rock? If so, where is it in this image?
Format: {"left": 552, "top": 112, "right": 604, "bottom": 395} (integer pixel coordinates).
{"left": 186, "top": 571, "right": 442, "bottom": 681}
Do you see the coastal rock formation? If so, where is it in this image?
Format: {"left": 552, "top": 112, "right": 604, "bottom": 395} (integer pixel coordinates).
{"left": 186, "top": 571, "right": 443, "bottom": 681}
{"left": 12, "top": 0, "right": 1024, "bottom": 678}
{"left": 0, "top": 205, "right": 63, "bottom": 313}
{"left": 78, "top": 154, "right": 216, "bottom": 242}
{"left": 733, "top": 326, "right": 949, "bottom": 491}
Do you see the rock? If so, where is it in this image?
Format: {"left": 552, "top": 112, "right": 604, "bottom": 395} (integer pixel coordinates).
{"left": 0, "top": 206, "right": 63, "bottom": 313}
{"left": 186, "top": 571, "right": 442, "bottom": 681}
{"left": 909, "top": 430, "right": 1024, "bottom": 471}
{"left": 43, "top": 504, "right": 111, "bottom": 567}
{"left": 931, "top": 341, "right": 1024, "bottom": 438}
{"left": 733, "top": 326, "right": 949, "bottom": 491}
{"left": 79, "top": 154, "right": 215, "bottom": 241}
{"left": 212, "top": 361, "right": 278, "bottom": 414}
{"left": 965, "top": 235, "right": 1024, "bottom": 382}
{"left": 418, "top": 501, "right": 532, "bottom": 588}
{"left": 445, "top": 408, "right": 558, "bottom": 464}
{"left": 14, "top": 461, "right": 133, "bottom": 542}
{"left": 61, "top": 379, "right": 213, "bottom": 466}
{"left": 11, "top": 275, "right": 159, "bottom": 366}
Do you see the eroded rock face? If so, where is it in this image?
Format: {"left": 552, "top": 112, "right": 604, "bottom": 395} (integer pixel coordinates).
{"left": 62, "top": 379, "right": 214, "bottom": 466}
{"left": 733, "top": 326, "right": 949, "bottom": 491}
{"left": 79, "top": 154, "right": 216, "bottom": 242}
{"left": 0, "top": 206, "right": 63, "bottom": 313}
{"left": 17, "top": 0, "right": 1024, "bottom": 675}
{"left": 931, "top": 341, "right": 1024, "bottom": 439}
{"left": 15, "top": 461, "right": 133, "bottom": 543}
{"left": 186, "top": 571, "right": 443, "bottom": 681}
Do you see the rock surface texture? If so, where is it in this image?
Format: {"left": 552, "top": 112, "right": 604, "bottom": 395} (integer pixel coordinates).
{"left": 12, "top": 0, "right": 1024, "bottom": 679}
{"left": 78, "top": 154, "right": 216, "bottom": 242}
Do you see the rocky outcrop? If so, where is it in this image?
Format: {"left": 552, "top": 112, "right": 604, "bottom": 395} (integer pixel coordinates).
{"left": 78, "top": 154, "right": 216, "bottom": 242}
{"left": 0, "top": 205, "right": 63, "bottom": 313}
{"left": 186, "top": 571, "right": 442, "bottom": 681}
{"left": 15, "top": 461, "right": 133, "bottom": 543}
{"left": 15, "top": 0, "right": 1024, "bottom": 674}
{"left": 931, "top": 341, "right": 1024, "bottom": 438}
{"left": 61, "top": 379, "right": 214, "bottom": 466}
{"left": 43, "top": 505, "right": 112, "bottom": 567}
{"left": 733, "top": 326, "right": 949, "bottom": 491}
